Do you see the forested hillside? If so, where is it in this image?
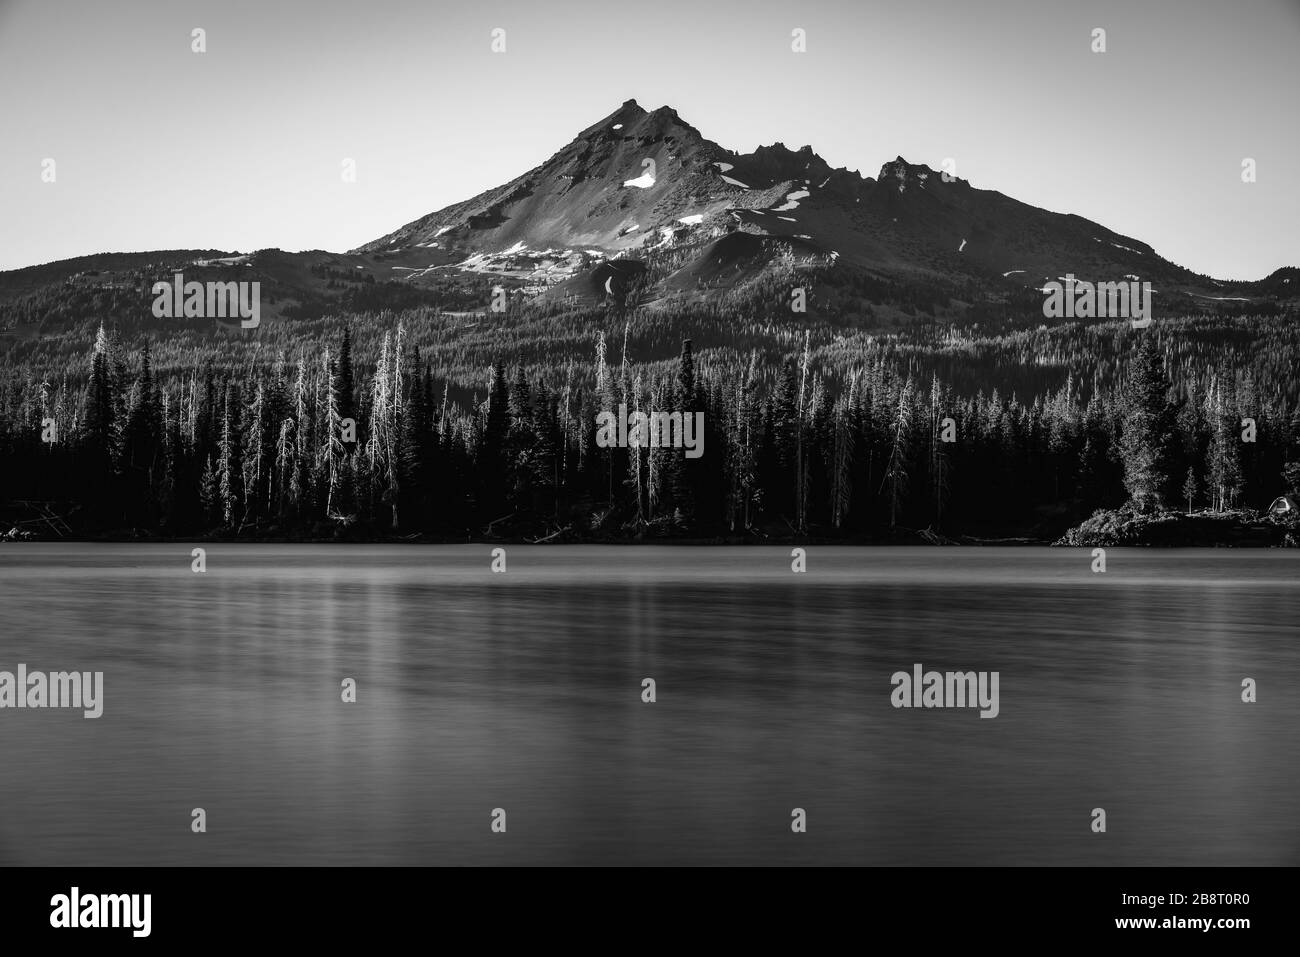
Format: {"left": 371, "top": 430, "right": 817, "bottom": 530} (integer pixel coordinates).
{"left": 2, "top": 292, "right": 1297, "bottom": 542}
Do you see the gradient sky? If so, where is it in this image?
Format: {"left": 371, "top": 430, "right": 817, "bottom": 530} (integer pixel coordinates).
{"left": 1, "top": 0, "right": 1296, "bottom": 278}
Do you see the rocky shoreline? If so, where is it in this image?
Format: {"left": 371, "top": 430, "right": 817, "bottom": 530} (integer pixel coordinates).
{"left": 1054, "top": 507, "right": 1297, "bottom": 548}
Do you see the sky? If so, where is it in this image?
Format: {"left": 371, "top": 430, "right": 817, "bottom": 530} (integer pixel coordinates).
{"left": 0, "top": 0, "right": 1297, "bottom": 279}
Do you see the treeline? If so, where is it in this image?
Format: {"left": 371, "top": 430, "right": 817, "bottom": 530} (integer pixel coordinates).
{"left": 1, "top": 311, "right": 1298, "bottom": 540}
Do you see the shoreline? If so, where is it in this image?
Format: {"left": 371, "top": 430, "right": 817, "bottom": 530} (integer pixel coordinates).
{"left": 6, "top": 505, "right": 1296, "bottom": 547}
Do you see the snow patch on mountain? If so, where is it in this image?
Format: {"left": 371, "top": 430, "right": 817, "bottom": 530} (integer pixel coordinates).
{"left": 1096, "top": 236, "right": 1144, "bottom": 255}
{"left": 651, "top": 226, "right": 678, "bottom": 249}
{"left": 774, "top": 189, "right": 810, "bottom": 212}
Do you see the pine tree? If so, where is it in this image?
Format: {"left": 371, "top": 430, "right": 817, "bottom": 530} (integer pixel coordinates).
{"left": 244, "top": 381, "right": 265, "bottom": 522}
{"left": 1205, "top": 370, "right": 1242, "bottom": 512}
{"left": 218, "top": 381, "right": 243, "bottom": 528}
{"left": 677, "top": 338, "right": 695, "bottom": 410}
{"left": 670, "top": 339, "right": 698, "bottom": 525}
{"left": 831, "top": 372, "right": 858, "bottom": 529}
{"left": 630, "top": 371, "right": 645, "bottom": 525}
{"left": 647, "top": 381, "right": 663, "bottom": 519}
{"left": 123, "top": 339, "right": 163, "bottom": 470}
{"left": 320, "top": 349, "right": 345, "bottom": 517}
{"left": 396, "top": 350, "right": 432, "bottom": 531}
{"left": 200, "top": 454, "right": 220, "bottom": 526}
{"left": 738, "top": 350, "right": 761, "bottom": 529}
{"left": 83, "top": 324, "right": 117, "bottom": 472}
{"left": 927, "top": 373, "right": 950, "bottom": 529}
{"left": 1282, "top": 408, "right": 1300, "bottom": 495}
{"left": 480, "top": 361, "right": 510, "bottom": 518}
{"left": 880, "top": 377, "right": 913, "bottom": 528}
{"left": 794, "top": 331, "right": 811, "bottom": 532}
{"left": 337, "top": 325, "right": 356, "bottom": 452}
{"left": 770, "top": 357, "right": 799, "bottom": 518}
{"left": 1118, "top": 334, "right": 1174, "bottom": 512}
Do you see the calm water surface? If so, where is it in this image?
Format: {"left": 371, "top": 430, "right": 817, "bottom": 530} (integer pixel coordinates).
{"left": 1, "top": 544, "right": 1297, "bottom": 866}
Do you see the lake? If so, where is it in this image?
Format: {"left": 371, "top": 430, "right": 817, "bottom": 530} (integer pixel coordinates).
{"left": 1, "top": 544, "right": 1297, "bottom": 866}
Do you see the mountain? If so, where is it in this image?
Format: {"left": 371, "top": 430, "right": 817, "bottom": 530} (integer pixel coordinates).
{"left": 2, "top": 100, "right": 1294, "bottom": 340}
{"left": 349, "top": 99, "right": 1285, "bottom": 314}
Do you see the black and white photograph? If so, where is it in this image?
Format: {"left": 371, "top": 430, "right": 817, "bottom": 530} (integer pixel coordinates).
{"left": 0, "top": 0, "right": 1296, "bottom": 939}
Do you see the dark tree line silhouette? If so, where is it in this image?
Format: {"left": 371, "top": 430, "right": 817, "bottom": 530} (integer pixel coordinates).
{"left": 2, "top": 307, "right": 1298, "bottom": 540}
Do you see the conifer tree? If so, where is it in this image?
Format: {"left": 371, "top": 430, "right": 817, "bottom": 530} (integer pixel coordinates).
{"left": 1118, "top": 335, "right": 1175, "bottom": 512}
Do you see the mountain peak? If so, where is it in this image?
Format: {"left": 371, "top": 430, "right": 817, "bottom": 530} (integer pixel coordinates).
{"left": 885, "top": 156, "right": 925, "bottom": 170}
{"left": 879, "top": 156, "right": 946, "bottom": 184}
{"left": 742, "top": 141, "right": 836, "bottom": 186}
{"left": 350, "top": 102, "right": 1227, "bottom": 301}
